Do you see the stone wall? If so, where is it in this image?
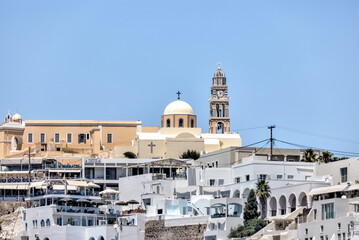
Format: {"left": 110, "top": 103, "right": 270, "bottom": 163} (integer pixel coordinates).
{"left": 0, "top": 201, "right": 25, "bottom": 217}
{"left": 0, "top": 210, "right": 23, "bottom": 240}
{"left": 145, "top": 220, "right": 207, "bottom": 240}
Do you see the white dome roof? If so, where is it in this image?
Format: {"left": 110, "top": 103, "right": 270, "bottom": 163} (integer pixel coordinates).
{"left": 12, "top": 113, "right": 22, "bottom": 120}
{"left": 163, "top": 100, "right": 194, "bottom": 115}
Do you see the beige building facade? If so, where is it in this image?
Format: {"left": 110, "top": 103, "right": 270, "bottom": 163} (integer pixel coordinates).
{"left": 1, "top": 65, "right": 242, "bottom": 160}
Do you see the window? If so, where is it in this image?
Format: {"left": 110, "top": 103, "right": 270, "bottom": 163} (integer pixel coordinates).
{"left": 288, "top": 175, "right": 294, "bottom": 180}
{"left": 338, "top": 223, "right": 341, "bottom": 231}
{"left": 338, "top": 234, "right": 341, "bottom": 240}
{"left": 246, "top": 175, "right": 250, "bottom": 181}
{"left": 218, "top": 179, "right": 224, "bottom": 185}
{"left": 277, "top": 174, "right": 283, "bottom": 180}
{"left": 320, "top": 225, "right": 324, "bottom": 233}
{"left": 235, "top": 177, "right": 241, "bottom": 183}
{"left": 341, "top": 167, "right": 348, "bottom": 183}
{"left": 25, "top": 223, "right": 28, "bottom": 231}
{"left": 27, "top": 133, "right": 33, "bottom": 143}
{"left": 210, "top": 179, "right": 215, "bottom": 186}
{"left": 46, "top": 219, "right": 51, "bottom": 227}
{"left": 54, "top": 133, "right": 60, "bottom": 143}
{"left": 342, "top": 233, "right": 345, "bottom": 240}
{"left": 57, "top": 218, "right": 62, "bottom": 226}
{"left": 314, "top": 209, "right": 317, "bottom": 220}
{"left": 107, "top": 134, "right": 112, "bottom": 144}
{"left": 321, "top": 203, "right": 334, "bottom": 220}
{"left": 216, "top": 161, "right": 218, "bottom": 168}
{"left": 78, "top": 134, "right": 86, "bottom": 144}
{"left": 106, "top": 168, "right": 117, "bottom": 180}
{"left": 86, "top": 134, "right": 90, "bottom": 140}
{"left": 166, "top": 119, "right": 171, "bottom": 128}
{"left": 67, "top": 133, "right": 72, "bottom": 144}
{"left": 33, "top": 220, "right": 38, "bottom": 228}
{"left": 41, "top": 219, "right": 45, "bottom": 228}
{"left": 40, "top": 133, "right": 46, "bottom": 143}
{"left": 178, "top": 118, "right": 184, "bottom": 128}
{"left": 191, "top": 119, "right": 194, "bottom": 128}
{"left": 305, "top": 228, "right": 308, "bottom": 235}
{"left": 259, "top": 174, "right": 267, "bottom": 180}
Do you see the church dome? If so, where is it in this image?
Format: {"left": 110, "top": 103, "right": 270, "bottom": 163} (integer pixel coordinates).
{"left": 163, "top": 100, "right": 194, "bottom": 115}
{"left": 214, "top": 68, "right": 225, "bottom": 77}
{"left": 12, "top": 113, "right": 22, "bottom": 120}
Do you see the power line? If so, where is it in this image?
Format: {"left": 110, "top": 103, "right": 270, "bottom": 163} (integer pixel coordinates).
{"left": 275, "top": 139, "right": 359, "bottom": 157}
{"left": 232, "top": 126, "right": 268, "bottom": 132}
{"left": 277, "top": 125, "right": 359, "bottom": 146}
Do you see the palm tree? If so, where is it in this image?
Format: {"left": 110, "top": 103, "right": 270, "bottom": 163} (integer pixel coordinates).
{"left": 255, "top": 178, "right": 271, "bottom": 219}
{"left": 319, "top": 151, "right": 333, "bottom": 163}
{"left": 302, "top": 148, "right": 317, "bottom": 162}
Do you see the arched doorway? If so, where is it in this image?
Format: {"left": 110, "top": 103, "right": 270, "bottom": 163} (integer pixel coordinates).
{"left": 279, "top": 195, "right": 287, "bottom": 215}
{"left": 233, "top": 190, "right": 240, "bottom": 198}
{"left": 242, "top": 188, "right": 250, "bottom": 199}
{"left": 298, "top": 192, "right": 308, "bottom": 207}
{"left": 288, "top": 193, "right": 296, "bottom": 213}
{"left": 269, "top": 197, "right": 277, "bottom": 217}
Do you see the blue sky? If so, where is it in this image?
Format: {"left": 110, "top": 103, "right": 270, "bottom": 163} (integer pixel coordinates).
{"left": 1, "top": 1, "right": 358, "bottom": 156}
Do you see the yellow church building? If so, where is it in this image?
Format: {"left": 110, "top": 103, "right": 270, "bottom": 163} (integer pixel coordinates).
{"left": 0, "top": 65, "right": 241, "bottom": 160}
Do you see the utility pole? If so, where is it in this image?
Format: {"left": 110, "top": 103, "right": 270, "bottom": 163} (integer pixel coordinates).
{"left": 268, "top": 125, "right": 276, "bottom": 160}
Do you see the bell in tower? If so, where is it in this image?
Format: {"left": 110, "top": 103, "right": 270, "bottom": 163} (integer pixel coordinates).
{"left": 209, "top": 63, "right": 230, "bottom": 134}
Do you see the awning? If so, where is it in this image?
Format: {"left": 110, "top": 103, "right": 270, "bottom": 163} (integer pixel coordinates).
{"left": 347, "top": 184, "right": 359, "bottom": 191}
{"left": 175, "top": 186, "right": 197, "bottom": 194}
{"left": 53, "top": 185, "right": 77, "bottom": 191}
{"left": 0, "top": 184, "right": 28, "bottom": 190}
{"left": 0, "top": 171, "right": 30, "bottom": 175}
{"left": 29, "top": 181, "right": 46, "bottom": 188}
{"left": 49, "top": 169, "right": 81, "bottom": 173}
{"left": 67, "top": 180, "right": 88, "bottom": 187}
{"left": 349, "top": 201, "right": 359, "bottom": 205}
{"left": 88, "top": 182, "right": 100, "bottom": 188}
{"left": 309, "top": 184, "right": 348, "bottom": 196}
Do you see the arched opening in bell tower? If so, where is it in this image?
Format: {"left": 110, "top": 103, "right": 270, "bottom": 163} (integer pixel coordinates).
{"left": 217, "top": 122, "right": 225, "bottom": 134}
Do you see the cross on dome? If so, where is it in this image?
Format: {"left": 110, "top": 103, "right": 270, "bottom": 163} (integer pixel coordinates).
{"left": 217, "top": 62, "right": 221, "bottom": 69}
{"left": 176, "top": 91, "right": 181, "bottom": 100}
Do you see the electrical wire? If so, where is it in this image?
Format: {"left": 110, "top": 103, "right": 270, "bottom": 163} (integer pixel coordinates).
{"left": 277, "top": 125, "right": 359, "bottom": 146}
{"left": 275, "top": 139, "right": 359, "bottom": 157}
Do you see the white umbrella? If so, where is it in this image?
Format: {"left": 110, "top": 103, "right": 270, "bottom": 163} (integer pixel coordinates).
{"left": 99, "top": 187, "right": 119, "bottom": 195}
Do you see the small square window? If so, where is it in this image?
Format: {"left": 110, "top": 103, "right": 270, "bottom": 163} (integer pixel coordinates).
{"left": 288, "top": 175, "right": 294, "bottom": 179}
{"left": 218, "top": 179, "right": 224, "bottom": 185}
{"left": 210, "top": 179, "right": 215, "bottom": 186}
{"left": 235, "top": 177, "right": 241, "bottom": 183}
{"left": 246, "top": 175, "right": 250, "bottom": 181}
{"left": 277, "top": 174, "right": 283, "bottom": 180}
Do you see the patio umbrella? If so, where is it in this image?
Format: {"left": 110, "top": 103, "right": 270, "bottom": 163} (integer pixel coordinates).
{"left": 115, "top": 201, "right": 128, "bottom": 206}
{"left": 127, "top": 200, "right": 139, "bottom": 210}
{"left": 99, "top": 188, "right": 119, "bottom": 195}
{"left": 77, "top": 198, "right": 90, "bottom": 207}
{"left": 88, "top": 182, "right": 101, "bottom": 188}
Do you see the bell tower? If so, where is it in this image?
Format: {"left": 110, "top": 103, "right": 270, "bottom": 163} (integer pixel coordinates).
{"left": 209, "top": 63, "right": 230, "bottom": 134}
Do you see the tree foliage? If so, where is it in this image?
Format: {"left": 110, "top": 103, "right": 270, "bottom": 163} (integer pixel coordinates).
{"left": 228, "top": 219, "right": 268, "bottom": 238}
{"left": 243, "top": 189, "right": 260, "bottom": 222}
{"left": 255, "top": 178, "right": 271, "bottom": 219}
{"left": 179, "top": 150, "right": 200, "bottom": 160}
{"left": 302, "top": 148, "right": 318, "bottom": 162}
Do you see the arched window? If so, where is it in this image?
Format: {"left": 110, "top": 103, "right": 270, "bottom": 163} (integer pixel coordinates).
{"left": 166, "top": 119, "right": 171, "bottom": 128}
{"left": 46, "top": 219, "right": 50, "bottom": 227}
{"left": 41, "top": 219, "right": 45, "bottom": 228}
{"left": 191, "top": 119, "right": 194, "bottom": 128}
{"left": 178, "top": 118, "right": 184, "bottom": 128}
{"left": 98, "top": 236, "right": 105, "bottom": 240}
{"left": 89, "top": 238, "right": 95, "bottom": 240}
